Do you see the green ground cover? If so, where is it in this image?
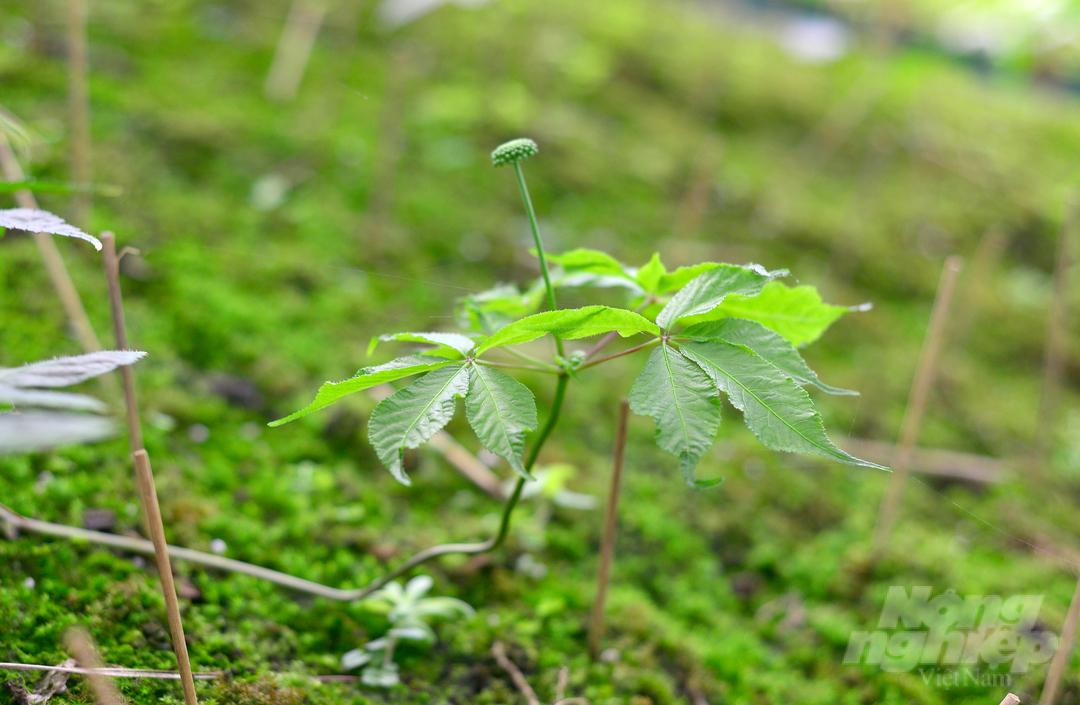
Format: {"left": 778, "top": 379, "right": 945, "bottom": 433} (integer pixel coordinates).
{"left": 1, "top": 0, "right": 1079, "bottom": 703}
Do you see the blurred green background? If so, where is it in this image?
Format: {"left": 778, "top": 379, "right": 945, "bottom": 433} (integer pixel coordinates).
{"left": 1, "top": 0, "right": 1079, "bottom": 702}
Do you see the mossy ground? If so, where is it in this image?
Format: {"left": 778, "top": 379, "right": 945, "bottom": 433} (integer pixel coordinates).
{"left": 1, "top": 0, "right": 1079, "bottom": 703}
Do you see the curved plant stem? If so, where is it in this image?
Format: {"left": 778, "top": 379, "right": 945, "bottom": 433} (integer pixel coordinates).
{"left": 513, "top": 161, "right": 564, "bottom": 359}
{"left": 0, "top": 379, "right": 573, "bottom": 604}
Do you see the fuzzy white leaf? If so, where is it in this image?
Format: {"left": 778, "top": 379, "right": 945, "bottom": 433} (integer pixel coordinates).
{"left": 0, "top": 387, "right": 110, "bottom": 413}
{"left": 0, "top": 208, "right": 102, "bottom": 250}
{"left": 341, "top": 649, "right": 372, "bottom": 670}
{"left": 0, "top": 350, "right": 147, "bottom": 388}
{"left": 0, "top": 410, "right": 117, "bottom": 454}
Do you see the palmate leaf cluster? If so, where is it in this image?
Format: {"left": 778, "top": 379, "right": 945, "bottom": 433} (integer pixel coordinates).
{"left": 272, "top": 249, "right": 884, "bottom": 485}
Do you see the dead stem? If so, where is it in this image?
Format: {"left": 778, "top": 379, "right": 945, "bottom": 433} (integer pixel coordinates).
{"left": 101, "top": 232, "right": 199, "bottom": 705}
{"left": 588, "top": 399, "right": 630, "bottom": 660}
{"left": 871, "top": 256, "right": 962, "bottom": 558}
{"left": 64, "top": 629, "right": 123, "bottom": 705}
{"left": 491, "top": 642, "right": 540, "bottom": 705}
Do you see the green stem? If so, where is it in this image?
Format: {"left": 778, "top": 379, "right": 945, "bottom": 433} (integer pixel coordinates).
{"left": 513, "top": 161, "right": 564, "bottom": 359}
{"left": 577, "top": 338, "right": 662, "bottom": 371}
{"left": 475, "top": 359, "right": 558, "bottom": 374}
{"left": 349, "top": 373, "right": 570, "bottom": 599}
{"left": 499, "top": 347, "right": 562, "bottom": 371}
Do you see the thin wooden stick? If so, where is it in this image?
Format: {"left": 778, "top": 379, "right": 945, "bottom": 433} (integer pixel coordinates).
{"left": 1002, "top": 695, "right": 1021, "bottom": 705}
{"left": 64, "top": 629, "right": 123, "bottom": 705}
{"left": 0, "top": 131, "right": 104, "bottom": 359}
{"left": 101, "top": 232, "right": 198, "bottom": 705}
{"left": 491, "top": 641, "right": 540, "bottom": 705}
{"left": 555, "top": 667, "right": 568, "bottom": 703}
{"left": 264, "top": 0, "right": 328, "bottom": 102}
{"left": 588, "top": 399, "right": 630, "bottom": 660}
{"left": 1039, "top": 573, "right": 1080, "bottom": 705}
{"left": 66, "top": 0, "right": 91, "bottom": 227}
{"left": 0, "top": 662, "right": 217, "bottom": 680}
{"left": 1032, "top": 197, "right": 1077, "bottom": 475}
{"left": 872, "top": 256, "right": 963, "bottom": 557}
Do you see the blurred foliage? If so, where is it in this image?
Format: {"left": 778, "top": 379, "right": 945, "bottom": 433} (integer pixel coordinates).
{"left": 1, "top": 0, "right": 1079, "bottom": 703}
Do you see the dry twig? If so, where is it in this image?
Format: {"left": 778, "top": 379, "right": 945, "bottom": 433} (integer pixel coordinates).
{"left": 492, "top": 641, "right": 540, "bottom": 705}
{"left": 102, "top": 232, "right": 198, "bottom": 705}
{"left": 64, "top": 629, "right": 124, "bottom": 705}
{"left": 588, "top": 399, "right": 630, "bottom": 660}
{"left": 872, "top": 256, "right": 963, "bottom": 557}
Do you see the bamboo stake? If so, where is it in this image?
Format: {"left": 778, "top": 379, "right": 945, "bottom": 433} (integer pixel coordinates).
{"left": 871, "top": 256, "right": 963, "bottom": 557}
{"left": 101, "top": 232, "right": 198, "bottom": 705}
{"left": 1002, "top": 695, "right": 1021, "bottom": 705}
{"left": 1039, "top": 573, "right": 1080, "bottom": 705}
{"left": 1032, "top": 197, "right": 1078, "bottom": 475}
{"left": 587, "top": 399, "right": 630, "bottom": 660}
{"left": 64, "top": 628, "right": 123, "bottom": 705}
{"left": 264, "top": 0, "right": 328, "bottom": 102}
{"left": 0, "top": 132, "right": 104, "bottom": 359}
{"left": 67, "top": 0, "right": 91, "bottom": 227}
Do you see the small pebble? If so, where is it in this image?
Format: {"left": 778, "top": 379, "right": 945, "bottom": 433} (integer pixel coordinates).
{"left": 22, "top": 577, "right": 35, "bottom": 590}
{"left": 209, "top": 538, "right": 227, "bottom": 554}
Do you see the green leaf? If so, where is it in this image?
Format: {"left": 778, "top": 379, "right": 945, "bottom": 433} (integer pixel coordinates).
{"left": 269, "top": 356, "right": 453, "bottom": 427}
{"left": 634, "top": 253, "right": 666, "bottom": 293}
{"left": 656, "top": 264, "right": 788, "bottom": 330}
{"left": 369, "top": 332, "right": 476, "bottom": 357}
{"left": 547, "top": 248, "right": 641, "bottom": 292}
{"left": 679, "top": 341, "right": 885, "bottom": 470}
{"left": 629, "top": 343, "right": 721, "bottom": 486}
{"left": 368, "top": 365, "right": 471, "bottom": 484}
{"left": 465, "top": 365, "right": 538, "bottom": 479}
{"left": 456, "top": 282, "right": 545, "bottom": 335}
{"left": 655, "top": 262, "right": 721, "bottom": 294}
{"left": 476, "top": 306, "right": 661, "bottom": 354}
{"left": 546, "top": 248, "right": 629, "bottom": 278}
{"left": 680, "top": 318, "right": 856, "bottom": 395}
{"left": 699, "top": 282, "right": 848, "bottom": 347}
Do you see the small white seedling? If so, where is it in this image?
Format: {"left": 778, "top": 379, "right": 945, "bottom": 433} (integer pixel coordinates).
{"left": 342, "top": 575, "right": 474, "bottom": 687}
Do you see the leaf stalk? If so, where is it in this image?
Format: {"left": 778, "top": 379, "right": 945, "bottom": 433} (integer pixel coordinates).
{"left": 576, "top": 338, "right": 662, "bottom": 371}
{"left": 512, "top": 160, "right": 564, "bottom": 358}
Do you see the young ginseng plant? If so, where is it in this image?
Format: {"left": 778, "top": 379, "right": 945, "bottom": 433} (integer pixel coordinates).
{"left": 272, "top": 138, "right": 885, "bottom": 588}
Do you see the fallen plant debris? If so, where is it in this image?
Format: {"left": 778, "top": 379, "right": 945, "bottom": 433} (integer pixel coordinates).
{"left": 3, "top": 660, "right": 76, "bottom": 705}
